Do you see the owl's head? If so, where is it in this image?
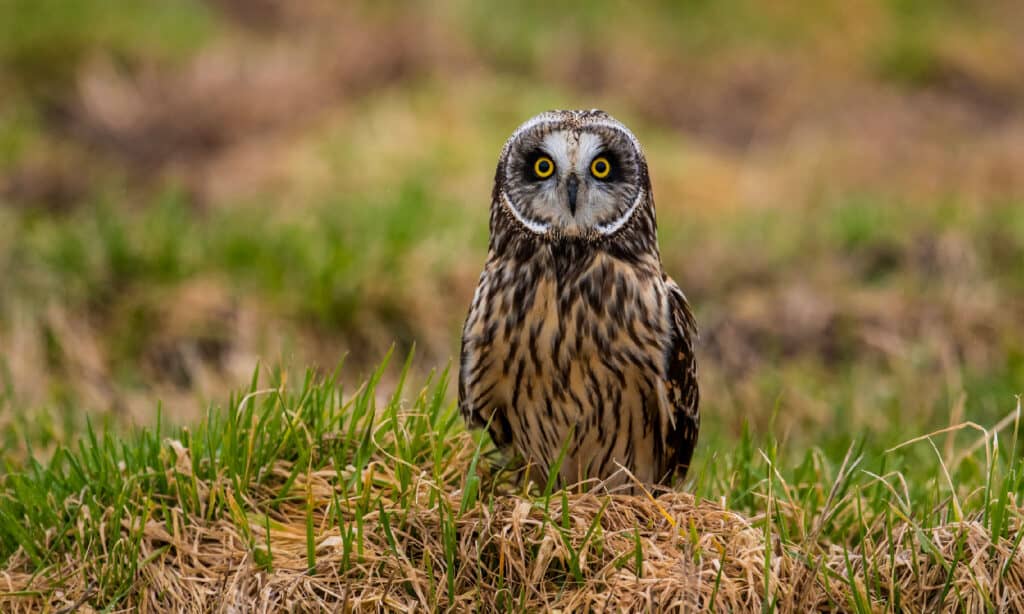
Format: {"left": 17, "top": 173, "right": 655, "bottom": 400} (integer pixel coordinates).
{"left": 492, "top": 109, "right": 652, "bottom": 242}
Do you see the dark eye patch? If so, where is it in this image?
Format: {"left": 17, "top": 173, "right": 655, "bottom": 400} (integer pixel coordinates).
{"left": 523, "top": 150, "right": 554, "bottom": 182}
{"left": 592, "top": 150, "right": 623, "bottom": 182}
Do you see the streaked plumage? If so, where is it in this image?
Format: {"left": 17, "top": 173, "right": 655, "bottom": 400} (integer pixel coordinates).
{"left": 459, "top": 110, "right": 698, "bottom": 490}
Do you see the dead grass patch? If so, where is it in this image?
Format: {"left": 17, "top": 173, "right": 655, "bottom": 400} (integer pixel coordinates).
{"left": 3, "top": 452, "right": 1023, "bottom": 612}
{"left": 1, "top": 371, "right": 1022, "bottom": 612}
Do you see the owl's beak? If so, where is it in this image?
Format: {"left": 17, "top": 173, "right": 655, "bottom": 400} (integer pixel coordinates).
{"left": 566, "top": 174, "right": 579, "bottom": 216}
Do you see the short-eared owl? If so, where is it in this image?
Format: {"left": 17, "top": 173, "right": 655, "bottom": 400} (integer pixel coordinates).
{"left": 459, "top": 110, "right": 699, "bottom": 490}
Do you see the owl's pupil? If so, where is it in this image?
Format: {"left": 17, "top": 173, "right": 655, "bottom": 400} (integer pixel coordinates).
{"left": 596, "top": 161, "right": 606, "bottom": 173}
{"left": 539, "top": 160, "right": 549, "bottom": 172}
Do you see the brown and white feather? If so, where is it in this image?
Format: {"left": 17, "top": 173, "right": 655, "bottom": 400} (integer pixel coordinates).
{"left": 459, "top": 109, "right": 699, "bottom": 490}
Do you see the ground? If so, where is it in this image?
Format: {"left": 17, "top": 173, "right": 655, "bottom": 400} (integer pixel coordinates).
{"left": 1, "top": 1, "right": 1023, "bottom": 611}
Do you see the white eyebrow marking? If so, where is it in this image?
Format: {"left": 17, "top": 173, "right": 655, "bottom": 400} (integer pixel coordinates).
{"left": 576, "top": 132, "right": 604, "bottom": 169}
{"left": 541, "top": 131, "right": 573, "bottom": 173}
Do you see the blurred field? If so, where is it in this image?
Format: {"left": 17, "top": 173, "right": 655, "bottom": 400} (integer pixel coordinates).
{"left": 1, "top": 1, "right": 1024, "bottom": 610}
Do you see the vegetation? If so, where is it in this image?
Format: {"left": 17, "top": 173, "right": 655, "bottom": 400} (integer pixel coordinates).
{"left": 1, "top": 0, "right": 1022, "bottom": 610}
{"left": 2, "top": 355, "right": 1023, "bottom": 610}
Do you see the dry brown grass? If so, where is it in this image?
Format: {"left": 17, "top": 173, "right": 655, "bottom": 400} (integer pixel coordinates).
{"left": 3, "top": 426, "right": 1024, "bottom": 613}
{"left": 1, "top": 490, "right": 1021, "bottom": 612}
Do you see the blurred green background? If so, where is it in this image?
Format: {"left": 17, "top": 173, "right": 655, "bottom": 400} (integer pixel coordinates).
{"left": 1, "top": 0, "right": 1022, "bottom": 469}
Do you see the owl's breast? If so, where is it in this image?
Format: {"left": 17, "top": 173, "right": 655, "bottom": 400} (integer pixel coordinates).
{"left": 467, "top": 249, "right": 671, "bottom": 482}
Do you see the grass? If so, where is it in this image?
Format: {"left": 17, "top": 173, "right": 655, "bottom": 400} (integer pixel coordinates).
{"left": 4, "top": 182, "right": 453, "bottom": 328}
{"left": 1, "top": 353, "right": 1022, "bottom": 610}
{"left": 0, "top": 183, "right": 470, "bottom": 418}
{"left": 2, "top": 0, "right": 1024, "bottom": 610}
{"left": 0, "top": 0, "right": 214, "bottom": 99}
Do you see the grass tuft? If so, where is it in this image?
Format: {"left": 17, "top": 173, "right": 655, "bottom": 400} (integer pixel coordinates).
{"left": 0, "top": 359, "right": 1022, "bottom": 611}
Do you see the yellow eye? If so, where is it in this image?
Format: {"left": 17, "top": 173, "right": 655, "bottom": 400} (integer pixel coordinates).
{"left": 533, "top": 156, "right": 555, "bottom": 179}
{"left": 591, "top": 156, "right": 611, "bottom": 179}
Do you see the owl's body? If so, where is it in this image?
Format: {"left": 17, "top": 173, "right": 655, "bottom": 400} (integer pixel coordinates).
{"left": 459, "top": 110, "right": 698, "bottom": 490}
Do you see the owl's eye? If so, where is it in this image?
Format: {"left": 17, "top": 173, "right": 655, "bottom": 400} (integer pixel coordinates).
{"left": 533, "top": 156, "right": 555, "bottom": 179}
{"left": 590, "top": 156, "right": 611, "bottom": 179}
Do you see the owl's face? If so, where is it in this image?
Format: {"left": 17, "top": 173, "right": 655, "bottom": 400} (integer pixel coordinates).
{"left": 495, "top": 110, "right": 649, "bottom": 240}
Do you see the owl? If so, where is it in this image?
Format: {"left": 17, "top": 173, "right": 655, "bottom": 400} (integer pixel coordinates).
{"left": 459, "top": 109, "right": 699, "bottom": 491}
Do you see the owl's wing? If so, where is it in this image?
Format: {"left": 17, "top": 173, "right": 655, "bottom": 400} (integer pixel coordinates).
{"left": 660, "top": 276, "right": 700, "bottom": 482}
{"left": 458, "top": 270, "right": 514, "bottom": 449}
{"left": 458, "top": 284, "right": 486, "bottom": 428}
